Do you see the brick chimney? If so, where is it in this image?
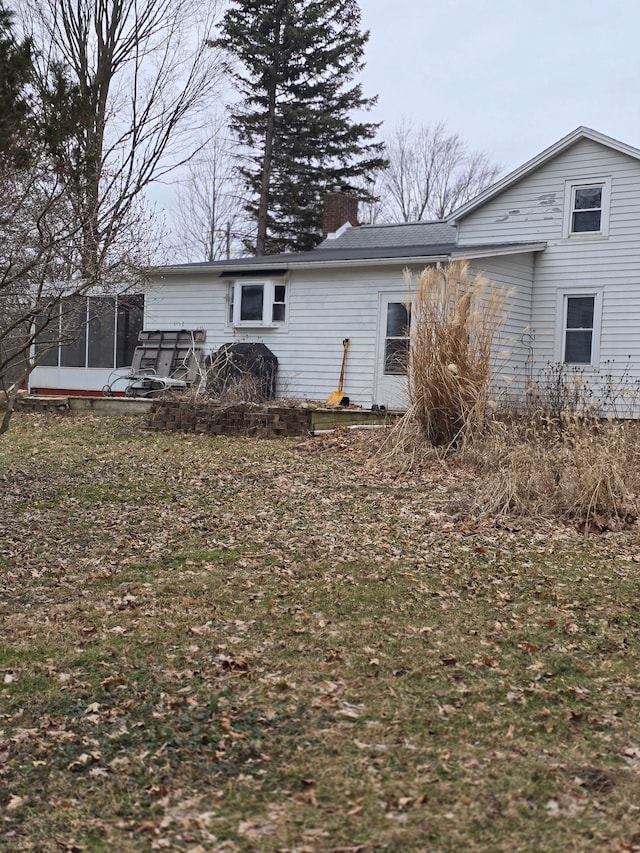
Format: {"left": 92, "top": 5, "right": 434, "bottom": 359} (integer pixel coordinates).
{"left": 322, "top": 191, "right": 359, "bottom": 238}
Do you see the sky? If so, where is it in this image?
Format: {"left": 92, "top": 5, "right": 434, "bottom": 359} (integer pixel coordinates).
{"left": 358, "top": 0, "right": 640, "bottom": 175}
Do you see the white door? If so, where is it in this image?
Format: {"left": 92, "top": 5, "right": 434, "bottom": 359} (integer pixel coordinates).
{"left": 373, "top": 293, "right": 411, "bottom": 410}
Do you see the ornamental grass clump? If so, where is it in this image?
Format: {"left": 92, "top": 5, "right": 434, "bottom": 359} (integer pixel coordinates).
{"left": 405, "top": 261, "right": 508, "bottom": 448}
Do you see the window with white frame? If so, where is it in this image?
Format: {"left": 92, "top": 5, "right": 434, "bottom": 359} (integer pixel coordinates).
{"left": 563, "top": 178, "right": 611, "bottom": 238}
{"left": 384, "top": 301, "right": 411, "bottom": 374}
{"left": 559, "top": 292, "right": 602, "bottom": 365}
{"left": 228, "top": 280, "right": 286, "bottom": 327}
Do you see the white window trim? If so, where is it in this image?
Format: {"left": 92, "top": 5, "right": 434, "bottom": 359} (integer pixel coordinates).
{"left": 554, "top": 287, "right": 603, "bottom": 367}
{"left": 562, "top": 177, "right": 612, "bottom": 239}
{"left": 227, "top": 279, "right": 287, "bottom": 329}
{"left": 382, "top": 300, "right": 412, "bottom": 376}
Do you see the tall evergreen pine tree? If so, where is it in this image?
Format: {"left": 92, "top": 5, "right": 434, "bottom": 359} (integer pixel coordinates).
{"left": 0, "top": 2, "right": 33, "bottom": 163}
{"left": 217, "top": 0, "right": 386, "bottom": 255}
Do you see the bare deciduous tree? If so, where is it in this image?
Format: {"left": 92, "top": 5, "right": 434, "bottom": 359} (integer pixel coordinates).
{"left": 378, "top": 121, "right": 501, "bottom": 223}
{"left": 0, "top": 151, "right": 82, "bottom": 432}
{"left": 0, "top": 153, "right": 157, "bottom": 434}
{"left": 170, "top": 113, "right": 247, "bottom": 262}
{"left": 21, "top": 0, "right": 225, "bottom": 285}
{"left": 1, "top": 0, "right": 225, "bottom": 433}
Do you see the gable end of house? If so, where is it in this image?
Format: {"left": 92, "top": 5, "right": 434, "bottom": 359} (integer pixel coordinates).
{"left": 448, "top": 126, "right": 640, "bottom": 225}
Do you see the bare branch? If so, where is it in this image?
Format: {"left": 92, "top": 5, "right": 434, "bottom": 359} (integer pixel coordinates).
{"left": 2, "top": 0, "right": 224, "bottom": 431}
{"left": 168, "top": 113, "right": 248, "bottom": 262}
{"left": 378, "top": 120, "right": 502, "bottom": 222}
{"left": 21, "top": 0, "right": 225, "bottom": 284}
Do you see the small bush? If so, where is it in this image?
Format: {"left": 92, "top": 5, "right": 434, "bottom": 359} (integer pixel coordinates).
{"left": 205, "top": 345, "right": 276, "bottom": 404}
{"left": 526, "top": 362, "right": 597, "bottom": 420}
{"left": 526, "top": 359, "right": 640, "bottom": 421}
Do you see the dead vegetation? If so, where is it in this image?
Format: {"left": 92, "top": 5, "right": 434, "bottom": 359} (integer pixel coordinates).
{"left": 385, "top": 261, "right": 640, "bottom": 531}
{"left": 385, "top": 403, "right": 640, "bottom": 532}
{"left": 403, "top": 260, "right": 508, "bottom": 448}
{"left": 204, "top": 343, "right": 278, "bottom": 404}
{"left": 467, "top": 414, "right": 640, "bottom": 529}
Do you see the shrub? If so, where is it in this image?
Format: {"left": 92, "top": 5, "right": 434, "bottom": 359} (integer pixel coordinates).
{"left": 527, "top": 358, "right": 640, "bottom": 421}
{"left": 205, "top": 344, "right": 276, "bottom": 404}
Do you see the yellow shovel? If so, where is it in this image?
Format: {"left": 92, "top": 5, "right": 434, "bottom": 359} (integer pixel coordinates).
{"left": 326, "top": 338, "right": 350, "bottom": 407}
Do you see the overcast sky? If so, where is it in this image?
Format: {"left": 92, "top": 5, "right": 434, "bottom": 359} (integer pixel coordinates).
{"left": 359, "top": 0, "right": 640, "bottom": 174}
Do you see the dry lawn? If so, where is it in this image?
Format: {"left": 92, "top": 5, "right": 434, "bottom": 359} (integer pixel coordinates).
{"left": 2, "top": 412, "right": 640, "bottom": 852}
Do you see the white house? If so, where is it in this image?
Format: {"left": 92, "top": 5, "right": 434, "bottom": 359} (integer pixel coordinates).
{"left": 29, "top": 127, "right": 640, "bottom": 411}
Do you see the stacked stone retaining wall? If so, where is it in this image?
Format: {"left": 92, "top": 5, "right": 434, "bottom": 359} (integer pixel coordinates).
{"left": 14, "top": 395, "right": 70, "bottom": 414}
{"left": 147, "top": 400, "right": 312, "bottom": 438}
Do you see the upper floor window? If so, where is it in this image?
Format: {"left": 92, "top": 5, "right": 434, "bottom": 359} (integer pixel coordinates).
{"left": 563, "top": 177, "right": 611, "bottom": 238}
{"left": 571, "top": 186, "right": 602, "bottom": 233}
{"left": 228, "top": 280, "right": 287, "bottom": 327}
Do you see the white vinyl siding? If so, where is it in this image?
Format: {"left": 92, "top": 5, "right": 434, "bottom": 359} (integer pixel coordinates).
{"left": 146, "top": 265, "right": 422, "bottom": 407}
{"left": 467, "top": 254, "right": 536, "bottom": 400}
{"left": 456, "top": 139, "right": 636, "bottom": 246}
{"left": 250, "top": 267, "right": 414, "bottom": 406}
{"left": 529, "top": 245, "right": 638, "bottom": 383}
{"left": 458, "top": 138, "right": 640, "bottom": 394}
{"left": 145, "top": 254, "right": 538, "bottom": 409}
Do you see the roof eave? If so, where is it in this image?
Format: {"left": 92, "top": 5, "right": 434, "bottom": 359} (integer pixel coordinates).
{"left": 151, "top": 242, "right": 547, "bottom": 279}
{"left": 452, "top": 242, "right": 547, "bottom": 260}
{"left": 151, "top": 253, "right": 455, "bottom": 277}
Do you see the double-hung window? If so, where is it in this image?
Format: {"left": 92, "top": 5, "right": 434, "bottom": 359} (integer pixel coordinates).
{"left": 558, "top": 291, "right": 602, "bottom": 366}
{"left": 229, "top": 280, "right": 287, "bottom": 327}
{"left": 563, "top": 178, "right": 611, "bottom": 238}
{"left": 571, "top": 186, "right": 602, "bottom": 233}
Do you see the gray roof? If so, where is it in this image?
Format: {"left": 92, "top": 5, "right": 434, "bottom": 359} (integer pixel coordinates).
{"left": 158, "top": 223, "right": 459, "bottom": 273}
{"left": 154, "top": 220, "right": 544, "bottom": 275}
{"left": 318, "top": 221, "right": 457, "bottom": 250}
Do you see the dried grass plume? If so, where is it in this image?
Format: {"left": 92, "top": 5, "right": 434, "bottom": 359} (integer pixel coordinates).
{"left": 404, "top": 260, "right": 509, "bottom": 448}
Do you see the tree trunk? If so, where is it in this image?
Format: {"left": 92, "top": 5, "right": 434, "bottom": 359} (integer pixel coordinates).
{"left": 255, "top": 3, "right": 285, "bottom": 256}
{"left": 0, "top": 366, "right": 28, "bottom": 436}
